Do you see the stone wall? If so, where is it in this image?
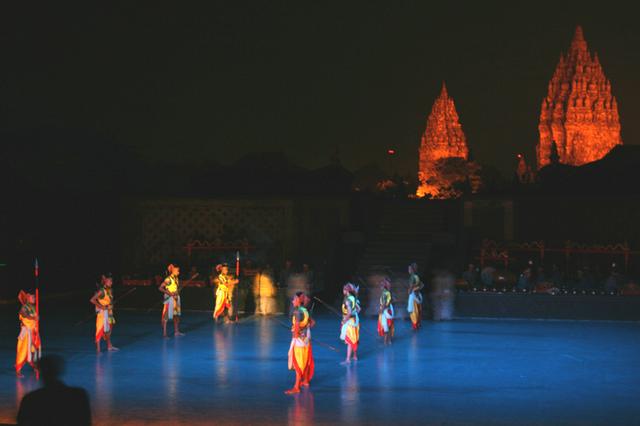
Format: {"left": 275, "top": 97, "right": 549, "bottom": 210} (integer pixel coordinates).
{"left": 120, "top": 197, "right": 350, "bottom": 286}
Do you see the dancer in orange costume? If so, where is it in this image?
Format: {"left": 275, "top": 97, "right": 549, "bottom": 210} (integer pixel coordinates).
{"left": 159, "top": 264, "right": 184, "bottom": 337}
{"left": 90, "top": 274, "right": 119, "bottom": 352}
{"left": 377, "top": 277, "right": 394, "bottom": 345}
{"left": 213, "top": 263, "right": 238, "bottom": 322}
{"left": 340, "top": 283, "right": 360, "bottom": 364}
{"left": 285, "top": 292, "right": 315, "bottom": 394}
{"left": 407, "top": 264, "right": 424, "bottom": 330}
{"left": 16, "top": 290, "right": 41, "bottom": 378}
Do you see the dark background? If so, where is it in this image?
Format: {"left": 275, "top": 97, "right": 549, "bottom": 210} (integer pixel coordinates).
{"left": 2, "top": 2, "right": 639, "bottom": 178}
{"left": 2, "top": 2, "right": 639, "bottom": 298}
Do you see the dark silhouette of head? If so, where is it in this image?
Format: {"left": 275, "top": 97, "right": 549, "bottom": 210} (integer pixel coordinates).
{"left": 39, "top": 355, "right": 65, "bottom": 385}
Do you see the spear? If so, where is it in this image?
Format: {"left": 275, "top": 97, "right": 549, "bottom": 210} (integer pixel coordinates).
{"left": 74, "top": 286, "right": 138, "bottom": 327}
{"left": 313, "top": 295, "right": 379, "bottom": 339}
{"left": 269, "top": 316, "right": 339, "bottom": 353}
{"left": 235, "top": 251, "right": 240, "bottom": 321}
{"left": 34, "top": 258, "right": 42, "bottom": 357}
{"left": 34, "top": 258, "right": 39, "bottom": 318}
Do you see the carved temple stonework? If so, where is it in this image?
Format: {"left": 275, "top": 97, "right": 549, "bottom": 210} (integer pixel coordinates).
{"left": 537, "top": 26, "right": 622, "bottom": 169}
{"left": 417, "top": 83, "right": 471, "bottom": 198}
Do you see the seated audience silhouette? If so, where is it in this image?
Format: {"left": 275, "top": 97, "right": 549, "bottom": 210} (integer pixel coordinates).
{"left": 17, "top": 355, "right": 91, "bottom": 426}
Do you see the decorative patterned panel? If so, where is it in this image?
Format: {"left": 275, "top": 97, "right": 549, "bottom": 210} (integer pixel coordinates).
{"left": 126, "top": 199, "right": 293, "bottom": 268}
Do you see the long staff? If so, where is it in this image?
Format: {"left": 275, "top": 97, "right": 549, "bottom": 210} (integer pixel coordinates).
{"left": 235, "top": 251, "right": 240, "bottom": 321}
{"left": 34, "top": 258, "right": 42, "bottom": 356}
{"left": 269, "top": 315, "right": 339, "bottom": 353}
{"left": 74, "top": 286, "right": 138, "bottom": 327}
{"left": 313, "top": 295, "right": 379, "bottom": 339}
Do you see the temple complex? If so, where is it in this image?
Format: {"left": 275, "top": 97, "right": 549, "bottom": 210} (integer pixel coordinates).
{"left": 537, "top": 26, "right": 622, "bottom": 168}
{"left": 416, "top": 83, "right": 474, "bottom": 198}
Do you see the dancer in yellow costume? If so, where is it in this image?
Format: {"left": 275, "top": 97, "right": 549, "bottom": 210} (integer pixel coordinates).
{"left": 407, "top": 263, "right": 424, "bottom": 330}
{"left": 159, "top": 264, "right": 184, "bottom": 337}
{"left": 286, "top": 292, "right": 315, "bottom": 395}
{"left": 16, "top": 290, "right": 41, "bottom": 378}
{"left": 377, "top": 277, "right": 394, "bottom": 345}
{"left": 90, "top": 274, "right": 119, "bottom": 352}
{"left": 213, "top": 263, "right": 238, "bottom": 322}
{"left": 340, "top": 283, "right": 360, "bottom": 364}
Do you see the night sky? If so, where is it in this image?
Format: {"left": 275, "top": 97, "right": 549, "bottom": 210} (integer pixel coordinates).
{"left": 2, "top": 2, "right": 639, "bottom": 177}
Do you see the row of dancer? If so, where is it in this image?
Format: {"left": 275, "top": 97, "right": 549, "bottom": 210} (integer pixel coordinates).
{"left": 287, "top": 262, "right": 424, "bottom": 392}
{"left": 338, "top": 262, "right": 424, "bottom": 363}
{"left": 159, "top": 263, "right": 238, "bottom": 338}
{"left": 15, "top": 261, "right": 423, "bottom": 381}
{"left": 15, "top": 262, "right": 238, "bottom": 376}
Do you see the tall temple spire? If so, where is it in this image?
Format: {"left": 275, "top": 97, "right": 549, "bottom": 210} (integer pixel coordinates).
{"left": 440, "top": 81, "right": 448, "bottom": 98}
{"left": 416, "top": 83, "right": 470, "bottom": 198}
{"left": 537, "top": 26, "right": 622, "bottom": 168}
{"left": 573, "top": 25, "right": 585, "bottom": 44}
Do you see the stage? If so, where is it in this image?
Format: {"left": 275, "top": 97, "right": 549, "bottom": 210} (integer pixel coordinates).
{"left": 1, "top": 308, "right": 640, "bottom": 425}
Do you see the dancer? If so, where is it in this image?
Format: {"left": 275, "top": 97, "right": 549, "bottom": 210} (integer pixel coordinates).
{"left": 90, "top": 274, "right": 118, "bottom": 352}
{"left": 213, "top": 263, "right": 238, "bottom": 322}
{"left": 340, "top": 283, "right": 360, "bottom": 364}
{"left": 285, "top": 292, "right": 315, "bottom": 395}
{"left": 377, "top": 277, "right": 394, "bottom": 345}
{"left": 407, "top": 277, "right": 424, "bottom": 331}
{"left": 408, "top": 262, "right": 421, "bottom": 290}
{"left": 16, "top": 290, "right": 41, "bottom": 378}
{"left": 159, "top": 264, "right": 184, "bottom": 337}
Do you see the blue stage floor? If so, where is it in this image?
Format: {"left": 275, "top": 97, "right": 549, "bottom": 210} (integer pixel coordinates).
{"left": 1, "top": 308, "right": 640, "bottom": 425}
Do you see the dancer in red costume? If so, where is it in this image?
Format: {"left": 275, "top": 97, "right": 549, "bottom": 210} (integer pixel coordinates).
{"left": 285, "top": 292, "right": 315, "bottom": 394}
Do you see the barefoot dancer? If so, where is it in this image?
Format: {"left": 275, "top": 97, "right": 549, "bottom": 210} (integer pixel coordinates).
{"left": 213, "top": 263, "right": 238, "bottom": 322}
{"left": 285, "top": 292, "right": 315, "bottom": 394}
{"left": 377, "top": 277, "right": 394, "bottom": 345}
{"left": 16, "top": 291, "right": 41, "bottom": 378}
{"left": 159, "top": 264, "right": 184, "bottom": 337}
{"left": 407, "top": 268, "right": 424, "bottom": 331}
{"left": 90, "top": 274, "right": 119, "bottom": 352}
{"left": 340, "top": 283, "right": 360, "bottom": 364}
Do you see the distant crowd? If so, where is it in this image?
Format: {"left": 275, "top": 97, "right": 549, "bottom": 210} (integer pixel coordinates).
{"left": 460, "top": 261, "right": 640, "bottom": 294}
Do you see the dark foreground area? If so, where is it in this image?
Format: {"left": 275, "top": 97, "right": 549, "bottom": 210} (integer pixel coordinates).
{"left": 1, "top": 308, "right": 639, "bottom": 425}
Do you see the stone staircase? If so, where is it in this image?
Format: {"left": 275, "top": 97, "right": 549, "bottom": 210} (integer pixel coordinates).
{"left": 356, "top": 202, "right": 449, "bottom": 277}
{"left": 356, "top": 201, "right": 454, "bottom": 316}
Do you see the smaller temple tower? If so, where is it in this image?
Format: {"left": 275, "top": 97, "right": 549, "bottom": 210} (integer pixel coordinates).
{"left": 417, "top": 83, "right": 471, "bottom": 198}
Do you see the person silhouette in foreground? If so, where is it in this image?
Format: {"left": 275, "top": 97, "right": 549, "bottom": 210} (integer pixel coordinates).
{"left": 17, "top": 354, "right": 92, "bottom": 426}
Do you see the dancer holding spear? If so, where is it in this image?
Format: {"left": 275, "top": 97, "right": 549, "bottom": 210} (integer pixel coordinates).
{"left": 285, "top": 292, "right": 315, "bottom": 394}
{"left": 16, "top": 259, "right": 42, "bottom": 378}
{"left": 339, "top": 283, "right": 361, "bottom": 364}
{"left": 90, "top": 274, "right": 119, "bottom": 352}
{"left": 213, "top": 257, "right": 239, "bottom": 323}
{"left": 159, "top": 264, "right": 185, "bottom": 337}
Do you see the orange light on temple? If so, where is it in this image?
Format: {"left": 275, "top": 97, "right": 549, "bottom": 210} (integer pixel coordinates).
{"left": 416, "top": 82, "right": 470, "bottom": 199}
{"left": 537, "top": 26, "right": 622, "bottom": 169}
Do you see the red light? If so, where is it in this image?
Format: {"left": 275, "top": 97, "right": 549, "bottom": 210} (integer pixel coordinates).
{"left": 387, "top": 149, "right": 396, "bottom": 155}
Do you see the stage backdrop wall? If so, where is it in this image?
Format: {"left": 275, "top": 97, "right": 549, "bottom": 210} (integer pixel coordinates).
{"left": 120, "top": 196, "right": 349, "bottom": 283}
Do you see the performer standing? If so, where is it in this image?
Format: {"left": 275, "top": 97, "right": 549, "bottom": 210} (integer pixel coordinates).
{"left": 16, "top": 290, "right": 41, "bottom": 378}
{"left": 377, "top": 277, "right": 394, "bottom": 345}
{"left": 90, "top": 274, "right": 119, "bottom": 352}
{"left": 408, "top": 262, "right": 421, "bottom": 291}
{"left": 340, "top": 283, "right": 360, "bottom": 364}
{"left": 285, "top": 292, "right": 315, "bottom": 395}
{"left": 159, "top": 264, "right": 184, "bottom": 337}
{"left": 213, "top": 263, "right": 239, "bottom": 323}
{"left": 407, "top": 277, "right": 424, "bottom": 331}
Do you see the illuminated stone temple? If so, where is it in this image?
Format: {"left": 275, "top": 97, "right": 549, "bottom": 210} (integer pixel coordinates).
{"left": 537, "top": 26, "right": 622, "bottom": 169}
{"left": 417, "top": 83, "right": 478, "bottom": 198}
